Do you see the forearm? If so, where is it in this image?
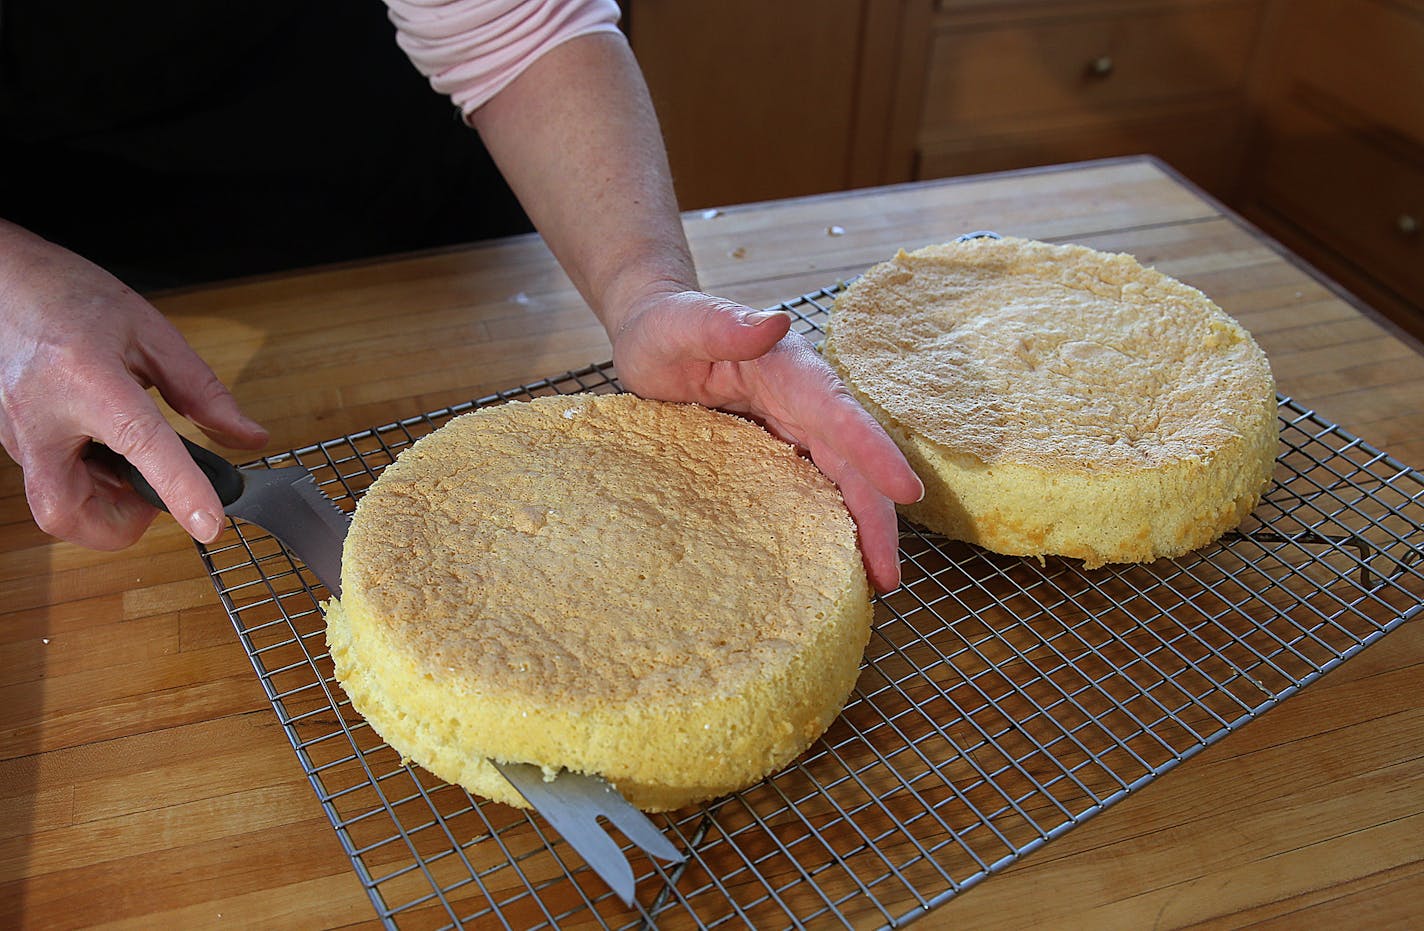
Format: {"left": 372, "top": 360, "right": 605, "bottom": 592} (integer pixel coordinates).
{"left": 467, "top": 32, "right": 696, "bottom": 337}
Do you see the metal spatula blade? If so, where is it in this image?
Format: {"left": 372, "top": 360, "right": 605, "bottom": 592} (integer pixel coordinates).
{"left": 225, "top": 465, "right": 349, "bottom": 596}
{"left": 100, "top": 436, "right": 350, "bottom": 596}
{"left": 495, "top": 761, "right": 686, "bottom": 907}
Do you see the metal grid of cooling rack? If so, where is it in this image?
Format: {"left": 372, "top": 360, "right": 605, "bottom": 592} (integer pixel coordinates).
{"left": 195, "top": 283, "right": 1424, "bottom": 929}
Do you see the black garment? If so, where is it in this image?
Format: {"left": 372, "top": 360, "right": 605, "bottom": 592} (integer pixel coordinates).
{"left": 0, "top": 1, "right": 531, "bottom": 291}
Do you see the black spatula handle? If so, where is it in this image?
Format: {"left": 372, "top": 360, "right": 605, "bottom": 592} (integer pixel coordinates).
{"left": 95, "top": 436, "right": 245, "bottom": 510}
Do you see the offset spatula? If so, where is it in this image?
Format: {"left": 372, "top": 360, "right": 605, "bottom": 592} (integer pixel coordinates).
{"left": 106, "top": 436, "right": 686, "bottom": 905}
{"left": 497, "top": 762, "right": 685, "bottom": 906}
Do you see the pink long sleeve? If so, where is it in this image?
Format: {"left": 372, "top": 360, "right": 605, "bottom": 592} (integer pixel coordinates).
{"left": 384, "top": 0, "right": 622, "bottom": 120}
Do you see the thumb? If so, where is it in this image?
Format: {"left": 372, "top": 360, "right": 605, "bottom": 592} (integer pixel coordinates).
{"left": 688, "top": 302, "right": 792, "bottom": 363}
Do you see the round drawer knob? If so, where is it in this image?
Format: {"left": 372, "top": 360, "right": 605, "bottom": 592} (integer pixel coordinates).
{"left": 1087, "top": 55, "right": 1115, "bottom": 77}
{"left": 1396, "top": 213, "right": 1420, "bottom": 236}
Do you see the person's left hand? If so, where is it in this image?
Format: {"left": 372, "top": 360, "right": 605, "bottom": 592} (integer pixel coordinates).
{"left": 609, "top": 289, "right": 924, "bottom": 593}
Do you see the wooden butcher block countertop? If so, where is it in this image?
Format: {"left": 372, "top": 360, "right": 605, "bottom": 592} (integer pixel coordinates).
{"left": 2, "top": 157, "right": 1421, "bottom": 929}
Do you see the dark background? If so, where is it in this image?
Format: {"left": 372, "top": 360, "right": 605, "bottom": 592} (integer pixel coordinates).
{"left": 0, "top": 0, "right": 531, "bottom": 292}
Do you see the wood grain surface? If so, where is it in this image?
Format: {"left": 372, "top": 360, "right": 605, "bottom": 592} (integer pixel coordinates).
{"left": 2, "top": 158, "right": 1421, "bottom": 929}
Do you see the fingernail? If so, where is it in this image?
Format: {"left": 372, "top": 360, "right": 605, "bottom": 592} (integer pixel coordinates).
{"left": 743, "top": 310, "right": 790, "bottom": 327}
{"left": 190, "top": 509, "right": 222, "bottom": 543}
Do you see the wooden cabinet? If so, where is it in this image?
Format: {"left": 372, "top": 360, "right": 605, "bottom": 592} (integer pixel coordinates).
{"left": 908, "top": 0, "right": 1266, "bottom": 197}
{"left": 626, "top": 0, "right": 905, "bottom": 210}
{"left": 630, "top": 0, "right": 1268, "bottom": 204}
{"left": 1237, "top": 0, "right": 1424, "bottom": 343}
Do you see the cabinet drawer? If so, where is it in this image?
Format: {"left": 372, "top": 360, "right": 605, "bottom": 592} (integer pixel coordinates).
{"left": 919, "top": 0, "right": 1263, "bottom": 133}
{"left": 1256, "top": 100, "right": 1424, "bottom": 307}
{"left": 917, "top": 104, "right": 1245, "bottom": 196}
{"left": 1275, "top": 0, "right": 1424, "bottom": 145}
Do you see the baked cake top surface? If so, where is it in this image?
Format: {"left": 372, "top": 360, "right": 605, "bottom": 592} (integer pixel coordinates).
{"left": 341, "top": 393, "right": 863, "bottom": 709}
{"left": 826, "top": 236, "right": 1275, "bottom": 471}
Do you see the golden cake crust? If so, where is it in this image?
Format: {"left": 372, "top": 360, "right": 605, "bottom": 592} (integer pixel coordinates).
{"left": 324, "top": 393, "right": 871, "bottom": 811}
{"left": 823, "top": 236, "right": 1278, "bottom": 567}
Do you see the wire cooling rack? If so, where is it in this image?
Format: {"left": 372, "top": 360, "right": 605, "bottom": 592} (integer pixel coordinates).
{"left": 195, "top": 283, "right": 1424, "bottom": 929}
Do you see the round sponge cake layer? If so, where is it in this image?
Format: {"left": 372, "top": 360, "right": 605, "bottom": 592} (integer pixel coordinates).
{"left": 824, "top": 237, "right": 1279, "bottom": 567}
{"left": 324, "top": 393, "right": 871, "bottom": 812}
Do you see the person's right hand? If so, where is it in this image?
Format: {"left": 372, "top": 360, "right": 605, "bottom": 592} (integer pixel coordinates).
{"left": 0, "top": 221, "right": 269, "bottom": 550}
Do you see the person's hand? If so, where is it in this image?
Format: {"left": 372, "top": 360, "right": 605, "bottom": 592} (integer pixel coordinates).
{"left": 0, "top": 222, "right": 269, "bottom": 549}
{"left": 609, "top": 288, "right": 924, "bottom": 593}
